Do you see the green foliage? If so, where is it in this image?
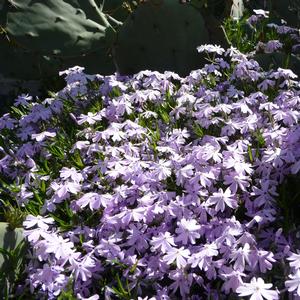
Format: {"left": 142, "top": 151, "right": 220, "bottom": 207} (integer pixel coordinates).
{"left": 57, "top": 280, "right": 77, "bottom": 300}
{"left": 223, "top": 15, "right": 257, "bottom": 53}
{"left": 98, "top": 259, "right": 144, "bottom": 299}
{"left": 223, "top": 7, "right": 300, "bottom": 76}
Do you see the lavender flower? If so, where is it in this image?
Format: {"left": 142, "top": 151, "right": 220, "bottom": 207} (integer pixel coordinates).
{"left": 264, "top": 40, "right": 283, "bottom": 53}
{"left": 163, "top": 247, "right": 191, "bottom": 269}
{"left": 206, "top": 188, "right": 238, "bottom": 212}
{"left": 150, "top": 232, "right": 176, "bottom": 253}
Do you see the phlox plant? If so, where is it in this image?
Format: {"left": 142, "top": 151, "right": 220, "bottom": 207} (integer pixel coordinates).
{"left": 0, "top": 44, "right": 300, "bottom": 300}
{"left": 224, "top": 8, "right": 300, "bottom": 59}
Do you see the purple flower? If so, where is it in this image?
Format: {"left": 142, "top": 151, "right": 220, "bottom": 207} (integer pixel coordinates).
{"left": 150, "top": 232, "right": 176, "bottom": 253}
{"left": 254, "top": 249, "right": 276, "bottom": 273}
{"left": 206, "top": 188, "right": 237, "bottom": 212}
{"left": 224, "top": 172, "right": 250, "bottom": 192}
{"left": 76, "top": 192, "right": 107, "bottom": 210}
{"left": 152, "top": 160, "right": 172, "bottom": 181}
{"left": 14, "top": 93, "right": 33, "bottom": 106}
{"left": 24, "top": 227, "right": 50, "bottom": 243}
{"left": 264, "top": 40, "right": 283, "bottom": 53}
{"left": 0, "top": 113, "right": 16, "bottom": 129}
{"left": 77, "top": 112, "right": 102, "bottom": 125}
{"left": 189, "top": 243, "right": 219, "bottom": 270}
{"left": 230, "top": 243, "right": 252, "bottom": 271}
{"left": 220, "top": 266, "right": 246, "bottom": 293}
{"left": 126, "top": 223, "right": 148, "bottom": 251}
{"left": 29, "top": 264, "right": 66, "bottom": 296}
{"left": 163, "top": 247, "right": 191, "bottom": 269}
{"left": 69, "top": 255, "right": 96, "bottom": 282}
{"left": 3, "top": 43, "right": 300, "bottom": 299}
{"left": 169, "top": 269, "right": 193, "bottom": 297}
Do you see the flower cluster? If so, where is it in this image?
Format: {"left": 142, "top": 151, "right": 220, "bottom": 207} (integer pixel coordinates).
{"left": 247, "top": 9, "right": 300, "bottom": 56}
{"left": 225, "top": 7, "right": 300, "bottom": 61}
{"left": 0, "top": 46, "right": 300, "bottom": 299}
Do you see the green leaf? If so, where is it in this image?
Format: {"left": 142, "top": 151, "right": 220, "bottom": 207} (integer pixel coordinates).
{"left": 70, "top": 150, "right": 84, "bottom": 169}
{"left": 247, "top": 145, "right": 253, "bottom": 163}
{"left": 193, "top": 123, "right": 204, "bottom": 138}
{"left": 158, "top": 108, "right": 170, "bottom": 123}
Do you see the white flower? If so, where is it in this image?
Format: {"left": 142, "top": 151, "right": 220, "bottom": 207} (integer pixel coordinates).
{"left": 253, "top": 9, "right": 269, "bottom": 18}
{"left": 197, "top": 44, "right": 225, "bottom": 55}
{"left": 285, "top": 270, "right": 300, "bottom": 296}
{"left": 175, "top": 218, "right": 201, "bottom": 245}
{"left": 77, "top": 294, "right": 99, "bottom": 300}
{"left": 287, "top": 252, "right": 300, "bottom": 269}
{"left": 60, "top": 167, "right": 84, "bottom": 182}
{"left": 77, "top": 112, "right": 102, "bottom": 125}
{"left": 141, "top": 110, "right": 158, "bottom": 119}
{"left": 31, "top": 131, "right": 56, "bottom": 142}
{"left": 153, "top": 160, "right": 172, "bottom": 180}
{"left": 236, "top": 277, "right": 279, "bottom": 300}
{"left": 23, "top": 214, "right": 54, "bottom": 230}
{"left": 44, "top": 233, "right": 74, "bottom": 259}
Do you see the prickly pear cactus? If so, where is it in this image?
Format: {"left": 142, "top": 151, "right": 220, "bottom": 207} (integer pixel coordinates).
{"left": 102, "top": 0, "right": 134, "bottom": 23}
{"left": 0, "top": 222, "right": 23, "bottom": 268}
{"left": 0, "top": 222, "right": 26, "bottom": 298}
{"left": 4, "top": 0, "right": 113, "bottom": 55}
{"left": 113, "top": 0, "right": 211, "bottom": 76}
{"left": 0, "top": 0, "right": 117, "bottom": 78}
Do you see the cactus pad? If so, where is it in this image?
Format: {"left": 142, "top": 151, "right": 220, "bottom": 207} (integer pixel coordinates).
{"left": 113, "top": 0, "right": 211, "bottom": 76}
{"left": 5, "top": 0, "right": 114, "bottom": 55}
{"left": 0, "top": 0, "right": 116, "bottom": 77}
{"left": 0, "top": 222, "right": 23, "bottom": 268}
